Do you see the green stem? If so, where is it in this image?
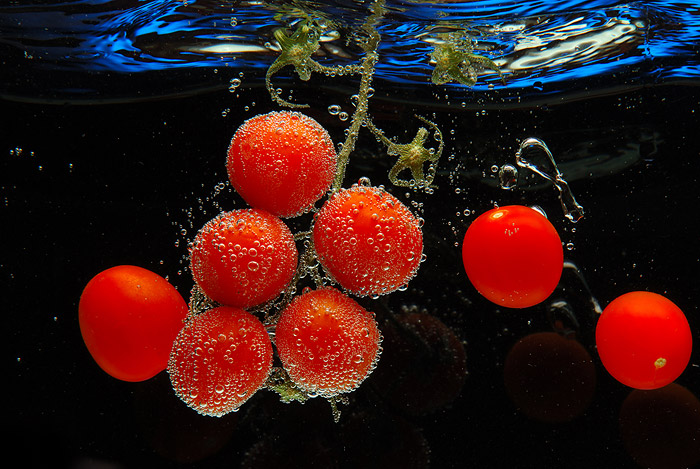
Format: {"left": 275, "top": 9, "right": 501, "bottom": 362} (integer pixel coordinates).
{"left": 331, "top": 0, "right": 385, "bottom": 191}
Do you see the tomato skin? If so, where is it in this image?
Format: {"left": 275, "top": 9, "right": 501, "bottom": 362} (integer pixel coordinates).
{"left": 461, "top": 205, "right": 563, "bottom": 308}
{"left": 79, "top": 265, "right": 188, "bottom": 382}
{"left": 168, "top": 306, "right": 273, "bottom": 416}
{"left": 596, "top": 291, "right": 692, "bottom": 390}
{"left": 190, "top": 209, "right": 298, "bottom": 308}
{"left": 227, "top": 111, "right": 337, "bottom": 218}
{"left": 275, "top": 288, "right": 382, "bottom": 397}
{"left": 312, "top": 185, "right": 423, "bottom": 297}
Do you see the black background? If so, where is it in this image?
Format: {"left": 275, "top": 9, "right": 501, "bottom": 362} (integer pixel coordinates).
{"left": 3, "top": 63, "right": 700, "bottom": 469}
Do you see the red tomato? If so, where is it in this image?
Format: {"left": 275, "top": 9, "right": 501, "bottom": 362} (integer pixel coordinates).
{"left": 275, "top": 288, "right": 382, "bottom": 396}
{"left": 619, "top": 383, "right": 700, "bottom": 468}
{"left": 312, "top": 184, "right": 423, "bottom": 297}
{"left": 79, "top": 265, "right": 188, "bottom": 382}
{"left": 462, "top": 205, "right": 563, "bottom": 308}
{"left": 227, "top": 111, "right": 338, "bottom": 218}
{"left": 596, "top": 291, "right": 692, "bottom": 390}
{"left": 168, "top": 306, "right": 273, "bottom": 416}
{"left": 503, "top": 332, "right": 596, "bottom": 423}
{"left": 190, "top": 209, "right": 298, "bottom": 308}
{"left": 371, "top": 312, "right": 467, "bottom": 415}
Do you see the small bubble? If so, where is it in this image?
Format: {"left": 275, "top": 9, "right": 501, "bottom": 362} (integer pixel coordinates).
{"left": 498, "top": 164, "right": 518, "bottom": 190}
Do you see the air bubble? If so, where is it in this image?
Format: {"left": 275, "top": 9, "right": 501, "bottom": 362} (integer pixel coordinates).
{"left": 498, "top": 164, "right": 518, "bottom": 190}
{"left": 228, "top": 78, "right": 242, "bottom": 93}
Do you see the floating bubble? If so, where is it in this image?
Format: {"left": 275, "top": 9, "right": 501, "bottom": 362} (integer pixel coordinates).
{"left": 498, "top": 164, "right": 518, "bottom": 190}
{"left": 515, "top": 137, "right": 585, "bottom": 222}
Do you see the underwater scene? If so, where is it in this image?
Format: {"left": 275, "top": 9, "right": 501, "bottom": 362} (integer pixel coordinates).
{"left": 3, "top": 0, "right": 700, "bottom": 467}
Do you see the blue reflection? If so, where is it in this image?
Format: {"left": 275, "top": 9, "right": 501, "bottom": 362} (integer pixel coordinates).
{"left": 0, "top": 0, "right": 698, "bottom": 101}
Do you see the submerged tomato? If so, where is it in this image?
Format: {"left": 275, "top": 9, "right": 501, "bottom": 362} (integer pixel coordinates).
{"left": 79, "top": 265, "right": 188, "bottom": 382}
{"left": 596, "top": 291, "right": 692, "bottom": 390}
{"left": 312, "top": 184, "right": 423, "bottom": 297}
{"left": 503, "top": 332, "right": 596, "bottom": 423}
{"left": 462, "top": 205, "right": 563, "bottom": 308}
{"left": 275, "top": 288, "right": 382, "bottom": 396}
{"left": 227, "top": 110, "right": 337, "bottom": 218}
{"left": 168, "top": 306, "right": 273, "bottom": 416}
{"left": 190, "top": 209, "right": 298, "bottom": 308}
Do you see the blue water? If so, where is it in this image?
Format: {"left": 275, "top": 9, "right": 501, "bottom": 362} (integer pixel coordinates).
{"left": 1, "top": 0, "right": 699, "bottom": 102}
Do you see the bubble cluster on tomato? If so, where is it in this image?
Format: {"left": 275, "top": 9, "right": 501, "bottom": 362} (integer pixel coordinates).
{"left": 189, "top": 208, "right": 298, "bottom": 309}
{"left": 168, "top": 306, "right": 273, "bottom": 416}
{"left": 312, "top": 183, "right": 424, "bottom": 297}
{"left": 275, "top": 287, "right": 382, "bottom": 397}
{"left": 227, "top": 110, "right": 337, "bottom": 218}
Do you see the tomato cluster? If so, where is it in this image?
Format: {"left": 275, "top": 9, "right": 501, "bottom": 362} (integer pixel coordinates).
{"left": 79, "top": 110, "right": 425, "bottom": 417}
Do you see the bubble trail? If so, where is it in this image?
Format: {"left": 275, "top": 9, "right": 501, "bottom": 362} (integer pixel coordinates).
{"left": 515, "top": 137, "right": 585, "bottom": 222}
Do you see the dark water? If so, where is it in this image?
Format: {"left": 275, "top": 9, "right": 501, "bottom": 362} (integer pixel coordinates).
{"left": 3, "top": 1, "right": 700, "bottom": 468}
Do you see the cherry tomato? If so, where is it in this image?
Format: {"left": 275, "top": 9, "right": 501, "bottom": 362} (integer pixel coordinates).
{"left": 168, "top": 306, "right": 273, "bottom": 416}
{"left": 503, "top": 332, "right": 596, "bottom": 423}
{"left": 619, "top": 383, "right": 700, "bottom": 468}
{"left": 79, "top": 265, "right": 188, "bottom": 382}
{"left": 227, "top": 110, "right": 337, "bottom": 218}
{"left": 462, "top": 205, "right": 563, "bottom": 308}
{"left": 312, "top": 184, "right": 423, "bottom": 297}
{"left": 190, "top": 209, "right": 298, "bottom": 308}
{"left": 596, "top": 291, "right": 692, "bottom": 390}
{"left": 275, "top": 288, "right": 382, "bottom": 396}
{"left": 371, "top": 312, "right": 467, "bottom": 415}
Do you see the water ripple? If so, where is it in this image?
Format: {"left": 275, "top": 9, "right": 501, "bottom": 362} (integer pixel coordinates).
{"left": 0, "top": 0, "right": 697, "bottom": 102}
